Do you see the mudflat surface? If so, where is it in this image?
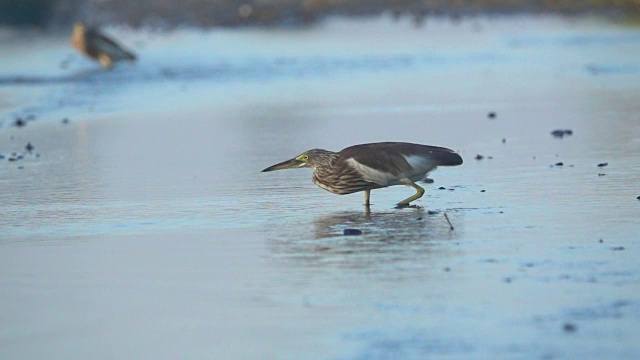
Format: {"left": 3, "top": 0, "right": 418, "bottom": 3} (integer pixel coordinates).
{"left": 1, "top": 16, "right": 639, "bottom": 359}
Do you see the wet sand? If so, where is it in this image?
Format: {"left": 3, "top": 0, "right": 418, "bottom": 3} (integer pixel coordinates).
{"left": 1, "top": 16, "right": 640, "bottom": 359}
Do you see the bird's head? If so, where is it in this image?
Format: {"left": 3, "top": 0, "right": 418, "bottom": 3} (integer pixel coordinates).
{"left": 261, "top": 149, "right": 335, "bottom": 172}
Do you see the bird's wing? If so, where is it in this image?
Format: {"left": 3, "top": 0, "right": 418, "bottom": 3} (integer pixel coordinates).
{"left": 87, "top": 29, "right": 136, "bottom": 60}
{"left": 339, "top": 142, "right": 462, "bottom": 185}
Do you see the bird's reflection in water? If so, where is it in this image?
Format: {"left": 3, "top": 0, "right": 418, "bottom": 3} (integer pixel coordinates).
{"left": 267, "top": 208, "right": 463, "bottom": 271}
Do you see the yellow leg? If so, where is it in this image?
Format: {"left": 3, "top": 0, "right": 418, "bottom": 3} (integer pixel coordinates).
{"left": 364, "top": 189, "right": 371, "bottom": 206}
{"left": 397, "top": 179, "right": 425, "bottom": 206}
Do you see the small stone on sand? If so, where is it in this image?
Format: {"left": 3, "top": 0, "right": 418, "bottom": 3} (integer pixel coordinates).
{"left": 551, "top": 129, "right": 573, "bottom": 138}
{"left": 343, "top": 228, "right": 362, "bottom": 236}
{"left": 563, "top": 322, "right": 577, "bottom": 333}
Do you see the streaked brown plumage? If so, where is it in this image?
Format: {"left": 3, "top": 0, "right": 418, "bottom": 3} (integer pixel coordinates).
{"left": 262, "top": 142, "right": 463, "bottom": 207}
{"left": 70, "top": 21, "right": 136, "bottom": 69}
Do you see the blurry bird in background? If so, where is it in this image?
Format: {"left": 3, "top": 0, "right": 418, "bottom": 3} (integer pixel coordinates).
{"left": 70, "top": 21, "right": 136, "bottom": 69}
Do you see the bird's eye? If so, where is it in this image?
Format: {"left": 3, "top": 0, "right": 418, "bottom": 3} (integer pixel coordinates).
{"left": 301, "top": 155, "right": 309, "bottom": 161}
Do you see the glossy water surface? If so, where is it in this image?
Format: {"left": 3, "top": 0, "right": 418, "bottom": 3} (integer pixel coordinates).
{"left": 1, "top": 16, "right": 640, "bottom": 359}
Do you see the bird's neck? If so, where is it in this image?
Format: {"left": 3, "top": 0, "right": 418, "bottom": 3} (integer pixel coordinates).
{"left": 311, "top": 153, "right": 339, "bottom": 182}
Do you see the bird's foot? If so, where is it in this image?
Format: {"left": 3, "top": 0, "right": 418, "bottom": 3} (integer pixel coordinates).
{"left": 395, "top": 203, "right": 421, "bottom": 209}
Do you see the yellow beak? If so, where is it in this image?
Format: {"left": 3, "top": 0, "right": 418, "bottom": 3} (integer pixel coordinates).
{"left": 261, "top": 158, "right": 305, "bottom": 172}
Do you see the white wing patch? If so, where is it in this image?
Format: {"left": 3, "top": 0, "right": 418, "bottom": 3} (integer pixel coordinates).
{"left": 346, "top": 158, "right": 395, "bottom": 185}
{"left": 403, "top": 155, "right": 436, "bottom": 174}
{"left": 346, "top": 155, "right": 438, "bottom": 186}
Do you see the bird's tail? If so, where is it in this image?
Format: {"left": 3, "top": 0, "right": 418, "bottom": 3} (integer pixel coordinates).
{"left": 122, "top": 49, "right": 136, "bottom": 61}
{"left": 433, "top": 148, "right": 463, "bottom": 166}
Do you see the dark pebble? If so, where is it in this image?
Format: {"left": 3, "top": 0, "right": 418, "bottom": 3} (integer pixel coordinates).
{"left": 8, "top": 157, "right": 17, "bottom": 162}
{"left": 12, "top": 118, "right": 26, "bottom": 127}
{"left": 25, "top": 142, "right": 34, "bottom": 152}
{"left": 62, "top": 118, "right": 69, "bottom": 124}
{"left": 503, "top": 277, "right": 512, "bottom": 283}
{"left": 599, "top": 239, "right": 604, "bottom": 243}
{"left": 438, "top": 186, "right": 446, "bottom": 190}
{"left": 637, "top": 196, "right": 640, "bottom": 200}
{"left": 563, "top": 322, "right": 577, "bottom": 333}
{"left": 17, "top": 166, "right": 24, "bottom": 169}
{"left": 501, "top": 138, "right": 506, "bottom": 143}
{"left": 611, "top": 246, "right": 625, "bottom": 251}
{"left": 343, "top": 228, "right": 362, "bottom": 236}
{"left": 487, "top": 112, "right": 496, "bottom": 119}
{"left": 487, "top": 156, "right": 493, "bottom": 159}
{"left": 555, "top": 162, "right": 564, "bottom": 166}
{"left": 416, "top": 217, "right": 423, "bottom": 221}
{"left": 443, "top": 267, "right": 451, "bottom": 272}
{"left": 475, "top": 154, "right": 484, "bottom": 160}
{"left": 598, "top": 173, "right": 606, "bottom": 176}
{"left": 597, "top": 162, "right": 608, "bottom": 167}
{"left": 0, "top": 154, "right": 4, "bottom": 160}
{"left": 427, "top": 210, "right": 439, "bottom": 215}
{"left": 480, "top": 189, "right": 486, "bottom": 192}
{"left": 423, "top": 178, "right": 434, "bottom": 184}
{"left": 551, "top": 129, "right": 573, "bottom": 138}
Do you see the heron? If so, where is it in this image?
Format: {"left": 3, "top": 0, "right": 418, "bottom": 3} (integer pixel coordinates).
{"left": 70, "top": 21, "right": 136, "bottom": 69}
{"left": 262, "top": 142, "right": 463, "bottom": 207}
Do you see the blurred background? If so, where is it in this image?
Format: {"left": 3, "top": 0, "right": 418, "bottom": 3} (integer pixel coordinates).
{"left": 2, "top": 0, "right": 640, "bottom": 29}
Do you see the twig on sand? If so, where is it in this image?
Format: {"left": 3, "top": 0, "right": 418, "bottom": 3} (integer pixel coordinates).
{"left": 444, "top": 213, "right": 454, "bottom": 230}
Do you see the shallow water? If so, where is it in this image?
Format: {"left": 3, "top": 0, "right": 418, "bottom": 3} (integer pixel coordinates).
{"left": 1, "top": 16, "right": 640, "bottom": 359}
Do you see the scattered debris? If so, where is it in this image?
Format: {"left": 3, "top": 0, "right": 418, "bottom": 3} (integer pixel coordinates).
{"left": 599, "top": 239, "right": 604, "bottom": 243}
{"left": 555, "top": 162, "right": 564, "bottom": 166}
{"left": 423, "top": 178, "right": 434, "bottom": 184}
{"left": 551, "top": 129, "right": 573, "bottom": 138}
{"left": 611, "top": 246, "right": 625, "bottom": 251}
{"left": 597, "top": 162, "right": 608, "bottom": 167}
{"left": 598, "top": 173, "right": 606, "bottom": 176}
{"left": 475, "top": 154, "right": 484, "bottom": 160}
{"left": 444, "top": 212, "right": 454, "bottom": 230}
{"left": 343, "top": 228, "right": 362, "bottom": 236}
{"left": 501, "top": 138, "right": 506, "bottom": 143}
{"left": 427, "top": 210, "right": 439, "bottom": 215}
{"left": 487, "top": 111, "right": 496, "bottom": 119}
{"left": 25, "top": 143, "right": 34, "bottom": 152}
